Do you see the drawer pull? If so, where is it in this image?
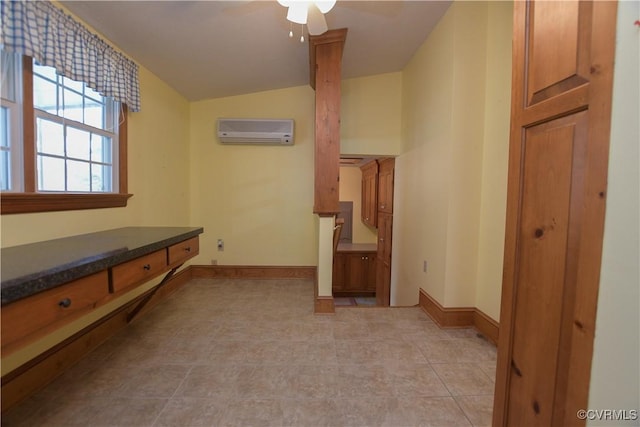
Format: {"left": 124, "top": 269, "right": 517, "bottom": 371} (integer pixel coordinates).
{"left": 143, "top": 264, "right": 151, "bottom": 271}
{"left": 58, "top": 298, "right": 72, "bottom": 308}
{"left": 185, "top": 247, "right": 191, "bottom": 252}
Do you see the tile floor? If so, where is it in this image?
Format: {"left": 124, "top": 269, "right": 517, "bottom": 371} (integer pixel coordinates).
{"left": 2, "top": 278, "right": 497, "bottom": 427}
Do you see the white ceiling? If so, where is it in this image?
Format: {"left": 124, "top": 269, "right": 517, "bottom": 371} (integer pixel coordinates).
{"left": 60, "top": 1, "right": 451, "bottom": 101}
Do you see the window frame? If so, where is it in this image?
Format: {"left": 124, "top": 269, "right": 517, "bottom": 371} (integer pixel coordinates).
{"left": 1, "top": 56, "right": 132, "bottom": 215}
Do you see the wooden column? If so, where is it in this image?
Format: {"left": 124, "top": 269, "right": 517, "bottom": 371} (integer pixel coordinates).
{"left": 309, "top": 28, "right": 348, "bottom": 216}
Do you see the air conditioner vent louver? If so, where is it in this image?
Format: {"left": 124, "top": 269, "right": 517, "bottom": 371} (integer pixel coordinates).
{"left": 217, "top": 118, "right": 294, "bottom": 145}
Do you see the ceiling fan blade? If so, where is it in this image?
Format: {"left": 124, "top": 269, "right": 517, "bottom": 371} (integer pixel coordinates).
{"left": 307, "top": 4, "right": 328, "bottom": 35}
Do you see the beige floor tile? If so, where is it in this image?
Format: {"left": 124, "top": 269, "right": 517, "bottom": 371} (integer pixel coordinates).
{"left": 335, "top": 397, "right": 410, "bottom": 426}
{"left": 218, "top": 398, "right": 285, "bottom": 427}
{"left": 176, "top": 364, "right": 251, "bottom": 398}
{"left": 117, "top": 364, "right": 190, "bottom": 398}
{"left": 280, "top": 398, "right": 345, "bottom": 427}
{"left": 478, "top": 359, "right": 497, "bottom": 381}
{"left": 418, "top": 338, "right": 490, "bottom": 364}
{"left": 399, "top": 396, "right": 473, "bottom": 426}
{"left": 235, "top": 364, "right": 293, "bottom": 399}
{"left": 456, "top": 395, "right": 495, "bottom": 427}
{"left": 337, "top": 364, "right": 395, "bottom": 398}
{"left": 431, "top": 363, "right": 495, "bottom": 396}
{"left": 385, "top": 362, "right": 451, "bottom": 397}
{"left": 206, "top": 339, "right": 250, "bottom": 364}
{"left": 7, "top": 397, "right": 167, "bottom": 427}
{"left": 289, "top": 340, "right": 338, "bottom": 364}
{"left": 333, "top": 321, "right": 372, "bottom": 340}
{"left": 154, "top": 397, "right": 228, "bottom": 426}
{"left": 286, "top": 365, "right": 340, "bottom": 399}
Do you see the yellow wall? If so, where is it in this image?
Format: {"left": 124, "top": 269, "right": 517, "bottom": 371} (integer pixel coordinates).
{"left": 341, "top": 72, "right": 402, "bottom": 156}
{"left": 188, "top": 86, "right": 318, "bottom": 266}
{"left": 393, "top": 1, "right": 512, "bottom": 314}
{"left": 475, "top": 1, "right": 512, "bottom": 320}
{"left": 338, "top": 166, "right": 377, "bottom": 244}
{"left": 394, "top": 5, "right": 454, "bottom": 306}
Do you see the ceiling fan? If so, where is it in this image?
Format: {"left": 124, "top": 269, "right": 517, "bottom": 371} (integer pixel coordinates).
{"left": 277, "top": 0, "right": 336, "bottom": 37}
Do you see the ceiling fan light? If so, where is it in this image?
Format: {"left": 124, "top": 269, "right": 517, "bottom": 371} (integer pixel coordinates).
{"left": 277, "top": 0, "right": 292, "bottom": 7}
{"left": 307, "top": 3, "right": 328, "bottom": 35}
{"left": 315, "top": 0, "right": 336, "bottom": 14}
{"left": 287, "top": 2, "right": 308, "bottom": 24}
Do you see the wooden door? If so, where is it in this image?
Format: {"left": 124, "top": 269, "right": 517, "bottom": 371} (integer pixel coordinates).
{"left": 376, "top": 212, "right": 393, "bottom": 306}
{"left": 360, "top": 161, "right": 378, "bottom": 227}
{"left": 377, "top": 158, "right": 394, "bottom": 214}
{"left": 493, "top": 1, "right": 618, "bottom": 426}
{"left": 365, "top": 256, "right": 376, "bottom": 292}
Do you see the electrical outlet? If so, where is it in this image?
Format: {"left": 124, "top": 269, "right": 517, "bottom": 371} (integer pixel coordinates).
{"left": 423, "top": 260, "right": 428, "bottom": 273}
{"left": 211, "top": 259, "right": 217, "bottom": 265}
{"left": 217, "top": 239, "right": 224, "bottom": 251}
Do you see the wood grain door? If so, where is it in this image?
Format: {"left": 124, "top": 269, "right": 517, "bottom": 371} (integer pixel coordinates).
{"left": 493, "top": 1, "right": 618, "bottom": 426}
{"left": 377, "top": 158, "right": 394, "bottom": 214}
{"left": 376, "top": 212, "right": 393, "bottom": 306}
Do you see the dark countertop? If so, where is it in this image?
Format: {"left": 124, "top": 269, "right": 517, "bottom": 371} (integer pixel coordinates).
{"left": 337, "top": 243, "right": 378, "bottom": 253}
{"left": 1, "top": 226, "right": 204, "bottom": 306}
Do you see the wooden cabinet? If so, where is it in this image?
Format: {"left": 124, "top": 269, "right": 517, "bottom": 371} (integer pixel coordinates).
{"left": 1, "top": 271, "right": 110, "bottom": 353}
{"left": 1, "top": 232, "right": 201, "bottom": 355}
{"left": 111, "top": 250, "right": 168, "bottom": 293}
{"left": 332, "top": 252, "right": 347, "bottom": 291}
{"left": 332, "top": 250, "right": 376, "bottom": 295}
{"left": 360, "top": 161, "right": 378, "bottom": 227}
{"left": 377, "top": 158, "right": 394, "bottom": 214}
{"left": 377, "top": 212, "right": 393, "bottom": 264}
{"left": 168, "top": 236, "right": 199, "bottom": 266}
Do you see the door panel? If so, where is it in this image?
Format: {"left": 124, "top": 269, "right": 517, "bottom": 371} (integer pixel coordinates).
{"left": 494, "top": 1, "right": 617, "bottom": 426}
{"left": 508, "top": 112, "right": 587, "bottom": 426}
{"left": 527, "top": 1, "right": 592, "bottom": 106}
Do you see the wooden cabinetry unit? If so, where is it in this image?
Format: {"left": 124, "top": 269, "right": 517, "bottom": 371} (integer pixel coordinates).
{"left": 111, "top": 250, "right": 167, "bottom": 293}
{"left": 1, "top": 229, "right": 201, "bottom": 355}
{"left": 332, "top": 249, "right": 376, "bottom": 295}
{"left": 168, "top": 237, "right": 199, "bottom": 267}
{"left": 377, "top": 158, "right": 394, "bottom": 214}
{"left": 360, "top": 161, "right": 378, "bottom": 227}
{"left": 1, "top": 271, "right": 110, "bottom": 353}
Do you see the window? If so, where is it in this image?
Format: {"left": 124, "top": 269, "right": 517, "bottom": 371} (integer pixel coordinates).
{"left": 32, "top": 60, "right": 118, "bottom": 193}
{"left": 1, "top": 50, "right": 130, "bottom": 214}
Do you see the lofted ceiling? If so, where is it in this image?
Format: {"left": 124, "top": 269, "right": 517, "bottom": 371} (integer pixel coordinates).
{"left": 60, "top": 1, "right": 451, "bottom": 102}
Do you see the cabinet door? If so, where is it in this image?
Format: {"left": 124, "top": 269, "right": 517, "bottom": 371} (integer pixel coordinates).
{"left": 377, "top": 158, "right": 394, "bottom": 214}
{"left": 360, "top": 161, "right": 378, "bottom": 227}
{"left": 377, "top": 212, "right": 393, "bottom": 264}
{"left": 332, "top": 252, "right": 346, "bottom": 292}
{"left": 365, "top": 256, "right": 377, "bottom": 292}
{"left": 345, "top": 253, "right": 367, "bottom": 291}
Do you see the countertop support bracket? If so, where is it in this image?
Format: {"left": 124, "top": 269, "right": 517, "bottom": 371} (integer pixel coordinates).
{"left": 126, "top": 264, "right": 183, "bottom": 323}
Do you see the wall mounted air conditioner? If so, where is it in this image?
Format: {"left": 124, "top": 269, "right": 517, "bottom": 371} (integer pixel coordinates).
{"left": 217, "top": 118, "right": 294, "bottom": 145}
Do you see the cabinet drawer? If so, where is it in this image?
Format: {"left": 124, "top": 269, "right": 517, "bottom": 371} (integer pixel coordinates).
{"left": 111, "top": 249, "right": 167, "bottom": 293}
{"left": 168, "top": 236, "right": 199, "bottom": 266}
{"left": 1, "top": 271, "right": 110, "bottom": 352}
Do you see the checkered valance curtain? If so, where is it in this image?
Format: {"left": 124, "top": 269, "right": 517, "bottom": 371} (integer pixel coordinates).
{"left": 1, "top": 0, "right": 141, "bottom": 112}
